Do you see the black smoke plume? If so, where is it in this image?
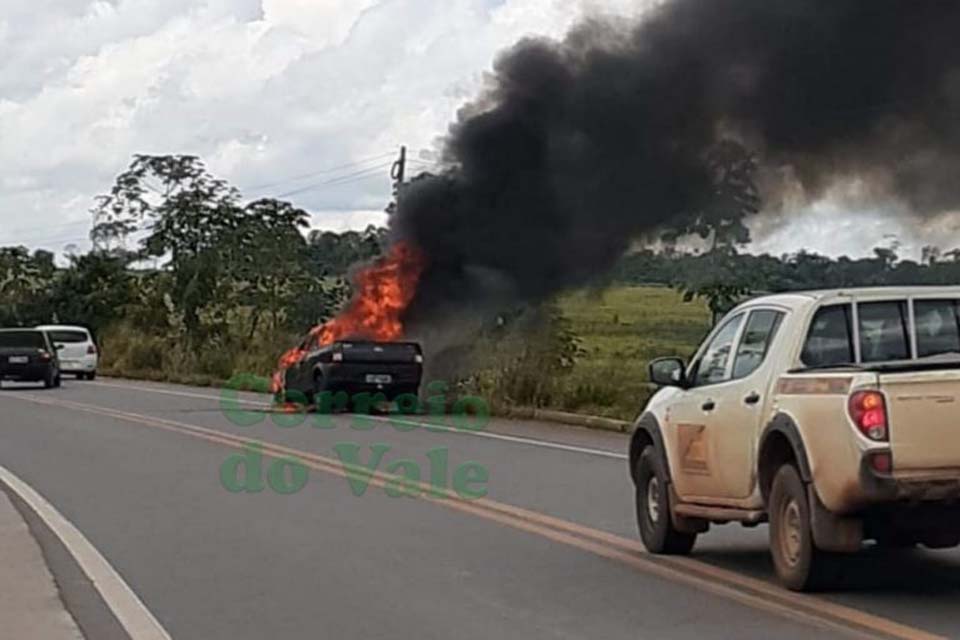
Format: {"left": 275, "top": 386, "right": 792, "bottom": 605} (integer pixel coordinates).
{"left": 394, "top": 0, "right": 960, "bottom": 327}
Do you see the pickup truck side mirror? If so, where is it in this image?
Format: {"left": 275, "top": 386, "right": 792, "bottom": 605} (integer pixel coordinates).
{"left": 649, "top": 357, "right": 687, "bottom": 388}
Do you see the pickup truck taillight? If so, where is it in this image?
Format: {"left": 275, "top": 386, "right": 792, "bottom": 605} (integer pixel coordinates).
{"left": 848, "top": 390, "right": 888, "bottom": 442}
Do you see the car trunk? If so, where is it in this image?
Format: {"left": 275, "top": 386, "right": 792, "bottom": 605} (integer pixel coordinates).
{"left": 0, "top": 347, "right": 46, "bottom": 363}
{"left": 880, "top": 367, "right": 960, "bottom": 471}
{"left": 339, "top": 341, "right": 421, "bottom": 364}
{"left": 46, "top": 331, "right": 90, "bottom": 361}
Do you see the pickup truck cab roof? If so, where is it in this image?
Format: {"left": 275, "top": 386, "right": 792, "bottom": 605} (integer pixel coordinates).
{"left": 735, "top": 286, "right": 960, "bottom": 314}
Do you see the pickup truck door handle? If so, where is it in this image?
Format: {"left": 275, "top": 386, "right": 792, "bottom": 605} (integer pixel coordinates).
{"left": 744, "top": 392, "right": 761, "bottom": 406}
{"left": 701, "top": 400, "right": 716, "bottom": 412}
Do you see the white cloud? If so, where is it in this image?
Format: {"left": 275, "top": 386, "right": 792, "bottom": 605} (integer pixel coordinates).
{"left": 3, "top": 0, "right": 637, "bottom": 253}
{"left": 1, "top": 0, "right": 950, "bottom": 260}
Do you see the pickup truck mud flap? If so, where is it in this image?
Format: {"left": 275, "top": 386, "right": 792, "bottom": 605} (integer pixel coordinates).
{"left": 808, "top": 486, "right": 862, "bottom": 552}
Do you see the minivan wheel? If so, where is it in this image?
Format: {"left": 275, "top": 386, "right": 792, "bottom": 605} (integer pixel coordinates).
{"left": 635, "top": 448, "right": 696, "bottom": 555}
{"left": 769, "top": 464, "right": 835, "bottom": 591}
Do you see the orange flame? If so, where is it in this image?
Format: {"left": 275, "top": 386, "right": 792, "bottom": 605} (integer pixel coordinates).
{"left": 271, "top": 242, "right": 425, "bottom": 394}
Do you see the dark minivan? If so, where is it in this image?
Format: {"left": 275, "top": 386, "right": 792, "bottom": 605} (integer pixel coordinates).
{"left": 0, "top": 329, "right": 62, "bottom": 388}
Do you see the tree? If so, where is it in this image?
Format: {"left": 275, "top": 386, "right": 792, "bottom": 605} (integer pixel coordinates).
{"left": 306, "top": 225, "right": 386, "bottom": 276}
{"left": 663, "top": 140, "right": 760, "bottom": 250}
{"left": 0, "top": 247, "right": 57, "bottom": 325}
{"left": 90, "top": 155, "right": 335, "bottom": 339}
{"left": 673, "top": 247, "right": 755, "bottom": 323}
{"left": 922, "top": 245, "right": 942, "bottom": 265}
{"left": 46, "top": 251, "right": 134, "bottom": 334}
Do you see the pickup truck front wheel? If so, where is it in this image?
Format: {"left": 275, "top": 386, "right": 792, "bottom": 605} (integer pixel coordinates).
{"left": 769, "top": 464, "right": 835, "bottom": 591}
{"left": 635, "top": 448, "right": 696, "bottom": 555}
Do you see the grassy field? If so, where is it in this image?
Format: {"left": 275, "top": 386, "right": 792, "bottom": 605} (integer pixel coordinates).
{"left": 555, "top": 285, "right": 712, "bottom": 419}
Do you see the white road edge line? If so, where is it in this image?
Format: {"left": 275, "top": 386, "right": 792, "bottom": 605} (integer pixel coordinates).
{"left": 86, "top": 380, "right": 630, "bottom": 460}
{"left": 0, "top": 464, "right": 173, "bottom": 640}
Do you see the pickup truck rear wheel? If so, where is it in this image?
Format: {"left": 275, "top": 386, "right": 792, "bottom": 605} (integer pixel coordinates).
{"left": 769, "top": 464, "right": 835, "bottom": 591}
{"left": 635, "top": 448, "right": 696, "bottom": 555}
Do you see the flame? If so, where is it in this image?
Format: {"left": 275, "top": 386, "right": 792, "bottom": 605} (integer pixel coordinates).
{"left": 271, "top": 242, "right": 425, "bottom": 395}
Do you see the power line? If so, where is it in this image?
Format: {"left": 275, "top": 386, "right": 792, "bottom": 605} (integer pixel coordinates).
{"left": 3, "top": 218, "right": 92, "bottom": 238}
{"left": 274, "top": 161, "right": 394, "bottom": 198}
{"left": 243, "top": 152, "right": 396, "bottom": 192}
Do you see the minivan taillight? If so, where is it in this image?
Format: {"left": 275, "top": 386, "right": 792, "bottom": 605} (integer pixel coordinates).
{"left": 848, "top": 390, "right": 888, "bottom": 441}
{"left": 87, "top": 344, "right": 97, "bottom": 355}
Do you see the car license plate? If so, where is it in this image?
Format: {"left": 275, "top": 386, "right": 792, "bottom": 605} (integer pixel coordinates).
{"left": 365, "top": 374, "right": 392, "bottom": 384}
{"left": 8, "top": 356, "right": 28, "bottom": 364}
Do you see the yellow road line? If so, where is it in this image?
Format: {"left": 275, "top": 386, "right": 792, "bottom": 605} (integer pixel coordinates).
{"left": 5, "top": 393, "right": 944, "bottom": 640}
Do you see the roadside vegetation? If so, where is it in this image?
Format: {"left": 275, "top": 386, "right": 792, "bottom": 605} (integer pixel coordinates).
{"left": 5, "top": 151, "right": 960, "bottom": 420}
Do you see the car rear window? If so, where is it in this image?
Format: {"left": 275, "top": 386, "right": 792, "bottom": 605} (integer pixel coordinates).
{"left": 47, "top": 330, "right": 89, "bottom": 343}
{"left": 914, "top": 299, "right": 960, "bottom": 358}
{"left": 858, "top": 301, "right": 910, "bottom": 363}
{"left": 0, "top": 331, "right": 46, "bottom": 349}
{"left": 801, "top": 304, "right": 853, "bottom": 367}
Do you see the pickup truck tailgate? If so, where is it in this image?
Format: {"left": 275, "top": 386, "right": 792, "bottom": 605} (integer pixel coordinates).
{"left": 880, "top": 369, "right": 960, "bottom": 471}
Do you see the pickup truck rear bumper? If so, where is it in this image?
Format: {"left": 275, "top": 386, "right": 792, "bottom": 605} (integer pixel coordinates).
{"left": 318, "top": 362, "right": 422, "bottom": 395}
{"left": 860, "top": 456, "right": 960, "bottom": 502}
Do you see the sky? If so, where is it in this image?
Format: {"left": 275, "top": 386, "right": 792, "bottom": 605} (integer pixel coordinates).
{"left": 1, "top": 0, "right": 958, "bottom": 260}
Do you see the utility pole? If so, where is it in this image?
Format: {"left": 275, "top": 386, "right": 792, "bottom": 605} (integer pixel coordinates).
{"left": 391, "top": 145, "right": 407, "bottom": 192}
{"left": 388, "top": 146, "right": 407, "bottom": 216}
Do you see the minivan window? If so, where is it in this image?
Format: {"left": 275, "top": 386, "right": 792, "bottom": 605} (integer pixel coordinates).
{"left": 0, "top": 331, "right": 46, "bottom": 349}
{"left": 859, "top": 301, "right": 910, "bottom": 363}
{"left": 48, "top": 330, "right": 89, "bottom": 343}
{"left": 733, "top": 310, "right": 785, "bottom": 379}
{"left": 801, "top": 305, "right": 853, "bottom": 367}
{"left": 693, "top": 313, "right": 744, "bottom": 386}
{"left": 914, "top": 300, "right": 960, "bottom": 358}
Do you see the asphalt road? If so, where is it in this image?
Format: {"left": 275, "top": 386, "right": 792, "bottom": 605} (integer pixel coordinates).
{"left": 1, "top": 377, "right": 958, "bottom": 639}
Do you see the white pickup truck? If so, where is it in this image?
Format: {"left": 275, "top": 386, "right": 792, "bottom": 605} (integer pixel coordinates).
{"left": 630, "top": 287, "right": 960, "bottom": 590}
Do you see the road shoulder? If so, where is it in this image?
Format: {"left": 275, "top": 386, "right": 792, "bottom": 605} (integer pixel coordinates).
{"left": 0, "top": 487, "right": 85, "bottom": 640}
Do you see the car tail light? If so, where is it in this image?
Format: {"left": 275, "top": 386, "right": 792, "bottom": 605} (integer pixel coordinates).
{"left": 848, "top": 390, "right": 888, "bottom": 441}
{"left": 414, "top": 354, "right": 423, "bottom": 364}
{"left": 87, "top": 344, "right": 97, "bottom": 355}
{"left": 39, "top": 351, "right": 52, "bottom": 362}
{"left": 332, "top": 352, "right": 343, "bottom": 362}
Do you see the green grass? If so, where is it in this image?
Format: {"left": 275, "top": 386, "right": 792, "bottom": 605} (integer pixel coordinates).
{"left": 555, "top": 285, "right": 712, "bottom": 419}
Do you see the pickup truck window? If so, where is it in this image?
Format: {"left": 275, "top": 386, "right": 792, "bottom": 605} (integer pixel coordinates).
{"left": 693, "top": 313, "right": 744, "bottom": 386}
{"left": 915, "top": 299, "right": 960, "bottom": 357}
{"left": 859, "top": 301, "right": 910, "bottom": 363}
{"left": 801, "top": 304, "right": 853, "bottom": 367}
{"left": 732, "top": 310, "right": 784, "bottom": 379}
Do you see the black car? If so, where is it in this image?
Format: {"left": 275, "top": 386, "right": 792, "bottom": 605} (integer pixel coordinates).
{"left": 282, "top": 340, "right": 423, "bottom": 406}
{"left": 0, "top": 329, "right": 62, "bottom": 389}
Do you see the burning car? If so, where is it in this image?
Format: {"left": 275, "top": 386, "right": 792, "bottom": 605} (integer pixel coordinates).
{"left": 271, "top": 242, "right": 427, "bottom": 407}
{"left": 278, "top": 339, "right": 423, "bottom": 405}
